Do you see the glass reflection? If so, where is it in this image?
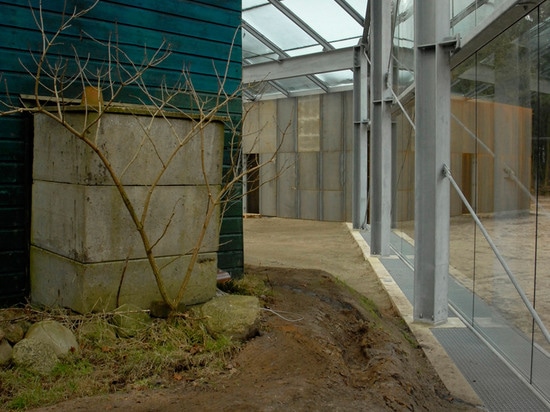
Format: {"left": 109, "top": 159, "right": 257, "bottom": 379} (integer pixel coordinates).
{"left": 450, "top": 1, "right": 550, "bottom": 398}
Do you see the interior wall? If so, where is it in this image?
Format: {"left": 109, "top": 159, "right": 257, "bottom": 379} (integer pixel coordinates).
{"left": 243, "top": 91, "right": 354, "bottom": 222}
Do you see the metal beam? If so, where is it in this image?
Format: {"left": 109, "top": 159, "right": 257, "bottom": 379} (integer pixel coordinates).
{"left": 334, "top": 0, "right": 365, "bottom": 26}
{"left": 242, "top": 21, "right": 287, "bottom": 59}
{"left": 369, "top": 0, "right": 392, "bottom": 255}
{"left": 413, "top": 0, "right": 453, "bottom": 325}
{"left": 352, "top": 45, "right": 369, "bottom": 229}
{"left": 267, "top": 0, "right": 334, "bottom": 51}
{"left": 243, "top": 47, "right": 355, "bottom": 83}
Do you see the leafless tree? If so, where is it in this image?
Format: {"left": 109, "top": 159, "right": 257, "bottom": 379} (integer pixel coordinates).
{"left": 1, "top": 1, "right": 286, "bottom": 312}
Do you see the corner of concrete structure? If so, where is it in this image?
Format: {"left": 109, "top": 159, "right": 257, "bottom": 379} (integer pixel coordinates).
{"left": 345, "top": 223, "right": 485, "bottom": 410}
{"left": 31, "top": 246, "right": 218, "bottom": 313}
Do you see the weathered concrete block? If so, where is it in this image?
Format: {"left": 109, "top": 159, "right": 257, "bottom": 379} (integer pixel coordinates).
{"left": 31, "top": 247, "right": 218, "bottom": 313}
{"left": 322, "top": 190, "right": 345, "bottom": 222}
{"left": 31, "top": 110, "right": 223, "bottom": 313}
{"left": 32, "top": 182, "right": 220, "bottom": 262}
{"left": 33, "top": 112, "right": 224, "bottom": 186}
{"left": 300, "top": 189, "right": 319, "bottom": 220}
{"left": 297, "top": 95, "right": 320, "bottom": 152}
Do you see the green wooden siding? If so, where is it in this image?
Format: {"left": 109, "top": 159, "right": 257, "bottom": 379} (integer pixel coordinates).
{"left": 0, "top": 0, "right": 243, "bottom": 306}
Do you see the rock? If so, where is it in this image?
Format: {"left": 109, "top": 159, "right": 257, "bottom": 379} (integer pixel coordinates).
{"left": 0, "top": 328, "right": 4, "bottom": 341}
{"left": 198, "top": 295, "right": 261, "bottom": 341}
{"left": 111, "top": 303, "right": 151, "bottom": 338}
{"left": 78, "top": 319, "right": 117, "bottom": 344}
{"left": 12, "top": 338, "right": 58, "bottom": 375}
{"left": 1, "top": 323, "right": 25, "bottom": 344}
{"left": 0, "top": 339, "right": 12, "bottom": 365}
{"left": 26, "top": 320, "right": 79, "bottom": 358}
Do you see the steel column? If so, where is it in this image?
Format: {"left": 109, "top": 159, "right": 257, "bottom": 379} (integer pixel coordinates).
{"left": 413, "top": 0, "right": 452, "bottom": 324}
{"left": 369, "top": 0, "right": 392, "bottom": 255}
{"left": 352, "top": 45, "right": 369, "bottom": 229}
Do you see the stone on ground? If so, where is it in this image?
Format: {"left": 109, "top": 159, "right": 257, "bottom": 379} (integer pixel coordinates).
{"left": 12, "top": 338, "right": 59, "bottom": 374}
{"left": 112, "top": 303, "right": 152, "bottom": 338}
{"left": 0, "top": 339, "right": 12, "bottom": 366}
{"left": 199, "top": 295, "right": 261, "bottom": 341}
{"left": 1, "top": 322, "right": 25, "bottom": 344}
{"left": 26, "top": 320, "right": 79, "bottom": 358}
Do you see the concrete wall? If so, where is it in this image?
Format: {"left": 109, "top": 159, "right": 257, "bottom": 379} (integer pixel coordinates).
{"left": 31, "top": 111, "right": 224, "bottom": 313}
{"left": 243, "top": 91, "right": 354, "bottom": 222}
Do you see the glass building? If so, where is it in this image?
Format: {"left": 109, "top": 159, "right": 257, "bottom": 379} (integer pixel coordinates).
{"left": 243, "top": 0, "right": 550, "bottom": 407}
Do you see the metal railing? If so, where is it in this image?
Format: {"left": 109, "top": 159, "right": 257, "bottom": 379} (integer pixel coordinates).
{"left": 443, "top": 163, "right": 550, "bottom": 344}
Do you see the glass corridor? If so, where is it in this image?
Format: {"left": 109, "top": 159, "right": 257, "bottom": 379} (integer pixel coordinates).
{"left": 391, "top": 0, "right": 550, "bottom": 401}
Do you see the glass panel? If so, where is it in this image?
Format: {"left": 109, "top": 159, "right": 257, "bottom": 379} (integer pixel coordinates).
{"left": 471, "top": 5, "right": 538, "bottom": 380}
{"left": 452, "top": 3, "right": 550, "bottom": 401}
{"left": 532, "top": 0, "right": 550, "bottom": 399}
{"left": 391, "top": 0, "right": 415, "bottom": 254}
{"left": 244, "top": 3, "right": 317, "bottom": 53}
{"left": 330, "top": 38, "right": 361, "bottom": 49}
{"left": 286, "top": 45, "right": 323, "bottom": 57}
{"left": 242, "top": 0, "right": 269, "bottom": 9}
{"left": 451, "top": 0, "right": 497, "bottom": 37}
{"left": 391, "top": 98, "right": 415, "bottom": 266}
{"left": 316, "top": 70, "right": 353, "bottom": 88}
{"left": 283, "top": 0, "right": 363, "bottom": 43}
{"left": 393, "top": 0, "right": 414, "bottom": 94}
{"left": 346, "top": 0, "right": 368, "bottom": 15}
{"left": 246, "top": 81, "right": 285, "bottom": 100}
{"left": 449, "top": 53, "right": 478, "bottom": 323}
{"left": 274, "top": 76, "right": 321, "bottom": 93}
{"left": 242, "top": 29, "right": 278, "bottom": 62}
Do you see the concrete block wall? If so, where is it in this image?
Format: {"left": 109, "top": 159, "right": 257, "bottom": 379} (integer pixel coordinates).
{"left": 31, "top": 111, "right": 224, "bottom": 313}
{"left": 243, "top": 91, "right": 354, "bottom": 222}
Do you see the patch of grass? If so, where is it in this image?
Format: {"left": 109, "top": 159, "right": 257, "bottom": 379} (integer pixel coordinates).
{"left": 0, "top": 312, "right": 240, "bottom": 411}
{"left": 332, "top": 276, "right": 382, "bottom": 321}
{"left": 1, "top": 355, "right": 97, "bottom": 410}
{"left": 219, "top": 273, "right": 273, "bottom": 299}
{"left": 398, "top": 318, "right": 420, "bottom": 349}
{"left": 357, "top": 294, "right": 382, "bottom": 319}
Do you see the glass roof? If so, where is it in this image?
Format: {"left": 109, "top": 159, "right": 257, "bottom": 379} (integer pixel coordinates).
{"left": 243, "top": 0, "right": 526, "bottom": 101}
{"left": 242, "top": 0, "right": 368, "bottom": 100}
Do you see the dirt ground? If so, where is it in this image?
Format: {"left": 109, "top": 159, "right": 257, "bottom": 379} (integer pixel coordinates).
{"left": 31, "top": 217, "right": 479, "bottom": 411}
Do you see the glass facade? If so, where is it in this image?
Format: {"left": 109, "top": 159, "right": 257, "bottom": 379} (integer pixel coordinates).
{"left": 449, "top": 1, "right": 550, "bottom": 397}
{"left": 391, "top": 0, "right": 415, "bottom": 264}
{"left": 391, "top": 0, "right": 550, "bottom": 400}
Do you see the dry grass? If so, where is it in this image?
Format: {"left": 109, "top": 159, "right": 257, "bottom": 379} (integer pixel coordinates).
{"left": 0, "top": 304, "right": 242, "bottom": 411}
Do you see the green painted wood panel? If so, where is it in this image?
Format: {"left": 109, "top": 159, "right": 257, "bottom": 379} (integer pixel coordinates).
{"left": 0, "top": 0, "right": 243, "bottom": 306}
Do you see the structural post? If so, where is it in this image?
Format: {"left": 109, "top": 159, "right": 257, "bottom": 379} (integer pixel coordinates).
{"left": 413, "top": 0, "right": 452, "bottom": 324}
{"left": 352, "top": 45, "right": 369, "bottom": 229}
{"left": 369, "top": 0, "right": 392, "bottom": 255}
